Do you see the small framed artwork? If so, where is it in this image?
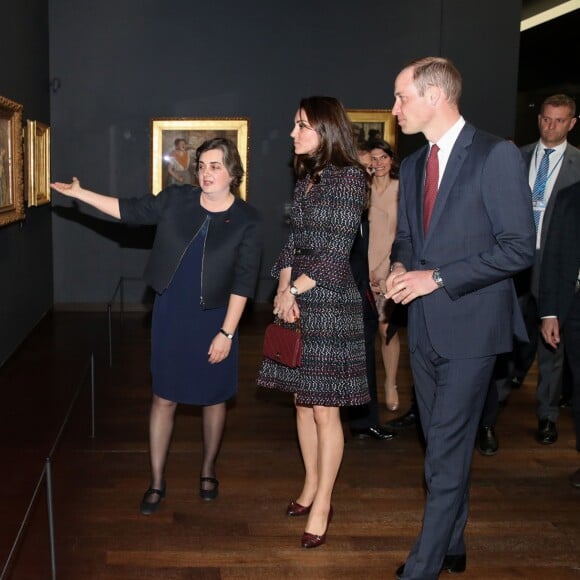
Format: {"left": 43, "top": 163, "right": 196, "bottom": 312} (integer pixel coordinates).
{"left": 151, "top": 117, "right": 250, "bottom": 199}
{"left": 347, "top": 109, "right": 397, "bottom": 150}
{"left": 0, "top": 95, "right": 24, "bottom": 226}
{"left": 26, "top": 120, "right": 51, "bottom": 206}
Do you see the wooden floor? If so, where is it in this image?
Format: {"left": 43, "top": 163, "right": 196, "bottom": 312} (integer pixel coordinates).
{"left": 1, "top": 307, "right": 579, "bottom": 579}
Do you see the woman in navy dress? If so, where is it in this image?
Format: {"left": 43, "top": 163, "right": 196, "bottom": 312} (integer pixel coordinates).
{"left": 257, "top": 96, "right": 370, "bottom": 548}
{"left": 51, "top": 138, "right": 262, "bottom": 513}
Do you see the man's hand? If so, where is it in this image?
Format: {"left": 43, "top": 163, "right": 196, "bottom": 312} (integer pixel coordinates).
{"left": 541, "top": 318, "right": 560, "bottom": 349}
{"left": 385, "top": 268, "right": 439, "bottom": 305}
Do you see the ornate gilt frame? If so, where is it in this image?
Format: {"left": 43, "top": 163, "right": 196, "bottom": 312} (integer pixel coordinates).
{"left": 347, "top": 109, "right": 398, "bottom": 149}
{"left": 26, "top": 120, "right": 51, "bottom": 206}
{"left": 0, "top": 95, "right": 24, "bottom": 226}
{"left": 151, "top": 117, "right": 249, "bottom": 199}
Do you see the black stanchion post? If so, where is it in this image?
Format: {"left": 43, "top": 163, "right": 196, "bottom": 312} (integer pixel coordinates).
{"left": 45, "top": 458, "right": 57, "bottom": 580}
{"left": 90, "top": 353, "right": 96, "bottom": 439}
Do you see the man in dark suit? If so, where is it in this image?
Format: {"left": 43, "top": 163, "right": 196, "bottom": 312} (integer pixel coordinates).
{"left": 539, "top": 180, "right": 580, "bottom": 488}
{"left": 518, "top": 95, "right": 580, "bottom": 444}
{"left": 475, "top": 95, "right": 579, "bottom": 452}
{"left": 385, "top": 57, "right": 535, "bottom": 580}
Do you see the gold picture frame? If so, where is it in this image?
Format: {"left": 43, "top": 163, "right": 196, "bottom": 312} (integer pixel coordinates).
{"left": 26, "top": 120, "right": 51, "bottom": 206}
{"left": 151, "top": 117, "right": 249, "bottom": 199}
{"left": 347, "top": 109, "right": 397, "bottom": 150}
{"left": 0, "top": 95, "right": 24, "bottom": 226}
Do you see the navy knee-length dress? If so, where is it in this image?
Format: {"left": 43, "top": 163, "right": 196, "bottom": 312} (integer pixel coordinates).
{"left": 151, "top": 216, "right": 238, "bottom": 405}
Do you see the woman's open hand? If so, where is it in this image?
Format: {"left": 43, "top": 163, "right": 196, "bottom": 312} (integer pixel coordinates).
{"left": 50, "top": 176, "right": 83, "bottom": 198}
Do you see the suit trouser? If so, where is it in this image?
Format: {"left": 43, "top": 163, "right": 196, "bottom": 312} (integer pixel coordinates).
{"left": 480, "top": 353, "right": 512, "bottom": 427}
{"left": 563, "top": 292, "right": 580, "bottom": 450}
{"left": 518, "top": 293, "right": 564, "bottom": 421}
{"left": 401, "top": 307, "right": 495, "bottom": 580}
{"left": 536, "top": 330, "right": 565, "bottom": 422}
{"left": 480, "top": 293, "right": 565, "bottom": 426}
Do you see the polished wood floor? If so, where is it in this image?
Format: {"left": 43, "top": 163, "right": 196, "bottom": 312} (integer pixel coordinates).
{"left": 1, "top": 307, "right": 579, "bottom": 579}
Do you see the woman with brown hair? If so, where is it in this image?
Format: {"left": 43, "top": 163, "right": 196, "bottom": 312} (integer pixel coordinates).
{"left": 257, "top": 96, "right": 370, "bottom": 548}
{"left": 368, "top": 139, "right": 402, "bottom": 411}
{"left": 51, "top": 138, "right": 262, "bottom": 514}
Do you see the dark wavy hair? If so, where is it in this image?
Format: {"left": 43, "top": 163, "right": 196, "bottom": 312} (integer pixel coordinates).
{"left": 293, "top": 96, "right": 369, "bottom": 187}
{"left": 195, "top": 138, "right": 244, "bottom": 196}
{"left": 368, "top": 139, "right": 400, "bottom": 179}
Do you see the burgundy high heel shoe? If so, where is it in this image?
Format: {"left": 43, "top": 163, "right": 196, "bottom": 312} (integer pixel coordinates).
{"left": 301, "top": 506, "right": 333, "bottom": 548}
{"left": 286, "top": 499, "right": 311, "bottom": 516}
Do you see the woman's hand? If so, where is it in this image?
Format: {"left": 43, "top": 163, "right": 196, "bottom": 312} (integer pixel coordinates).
{"left": 273, "top": 287, "right": 300, "bottom": 322}
{"left": 208, "top": 333, "right": 232, "bottom": 364}
{"left": 50, "top": 176, "right": 83, "bottom": 198}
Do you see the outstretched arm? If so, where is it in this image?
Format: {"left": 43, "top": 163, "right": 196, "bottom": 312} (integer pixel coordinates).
{"left": 51, "top": 177, "right": 121, "bottom": 219}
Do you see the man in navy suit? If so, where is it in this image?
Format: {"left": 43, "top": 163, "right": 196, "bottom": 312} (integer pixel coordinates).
{"left": 539, "top": 180, "right": 580, "bottom": 488}
{"left": 385, "top": 57, "right": 535, "bottom": 580}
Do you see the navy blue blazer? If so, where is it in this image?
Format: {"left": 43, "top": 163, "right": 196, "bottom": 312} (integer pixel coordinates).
{"left": 391, "top": 123, "right": 535, "bottom": 359}
{"left": 119, "top": 185, "right": 262, "bottom": 309}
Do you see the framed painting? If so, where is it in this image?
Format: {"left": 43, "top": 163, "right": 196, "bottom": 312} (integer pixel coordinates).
{"left": 347, "top": 109, "right": 397, "bottom": 150}
{"left": 26, "top": 120, "right": 51, "bottom": 206}
{"left": 151, "top": 117, "right": 249, "bottom": 199}
{"left": 0, "top": 95, "right": 24, "bottom": 226}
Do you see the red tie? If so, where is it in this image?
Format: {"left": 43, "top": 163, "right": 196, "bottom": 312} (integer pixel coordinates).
{"left": 423, "top": 144, "right": 440, "bottom": 233}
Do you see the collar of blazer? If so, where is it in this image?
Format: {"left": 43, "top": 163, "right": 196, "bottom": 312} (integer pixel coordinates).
{"left": 416, "top": 123, "right": 475, "bottom": 241}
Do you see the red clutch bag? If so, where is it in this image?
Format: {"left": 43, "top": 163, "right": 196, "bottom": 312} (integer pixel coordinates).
{"left": 262, "top": 317, "right": 302, "bottom": 368}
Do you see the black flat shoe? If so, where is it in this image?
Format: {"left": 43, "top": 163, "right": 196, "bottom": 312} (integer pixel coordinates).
{"left": 200, "top": 476, "right": 219, "bottom": 501}
{"left": 396, "top": 553, "right": 466, "bottom": 578}
{"left": 139, "top": 483, "right": 166, "bottom": 515}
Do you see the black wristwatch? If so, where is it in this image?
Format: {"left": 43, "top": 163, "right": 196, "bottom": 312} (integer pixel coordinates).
{"left": 289, "top": 283, "right": 300, "bottom": 296}
{"left": 432, "top": 268, "right": 444, "bottom": 288}
{"left": 219, "top": 328, "right": 234, "bottom": 340}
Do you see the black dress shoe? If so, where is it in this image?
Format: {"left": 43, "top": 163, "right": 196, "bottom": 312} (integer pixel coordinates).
{"left": 384, "top": 408, "right": 417, "bottom": 430}
{"left": 559, "top": 395, "right": 572, "bottom": 408}
{"left": 477, "top": 425, "right": 499, "bottom": 456}
{"left": 351, "top": 424, "right": 397, "bottom": 440}
{"left": 570, "top": 468, "right": 580, "bottom": 488}
{"left": 396, "top": 553, "right": 466, "bottom": 578}
{"left": 537, "top": 418, "right": 558, "bottom": 445}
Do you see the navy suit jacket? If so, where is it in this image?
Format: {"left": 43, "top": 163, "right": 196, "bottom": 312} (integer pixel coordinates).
{"left": 391, "top": 123, "right": 536, "bottom": 359}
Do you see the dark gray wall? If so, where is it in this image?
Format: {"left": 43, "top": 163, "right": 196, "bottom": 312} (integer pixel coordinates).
{"left": 0, "top": 0, "right": 51, "bottom": 365}
{"left": 49, "top": 0, "right": 522, "bottom": 306}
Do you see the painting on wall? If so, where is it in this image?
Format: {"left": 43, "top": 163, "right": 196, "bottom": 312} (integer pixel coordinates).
{"left": 151, "top": 118, "right": 250, "bottom": 199}
{"left": 26, "top": 120, "right": 51, "bottom": 206}
{"left": 0, "top": 95, "right": 24, "bottom": 226}
{"left": 347, "top": 109, "right": 397, "bottom": 150}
